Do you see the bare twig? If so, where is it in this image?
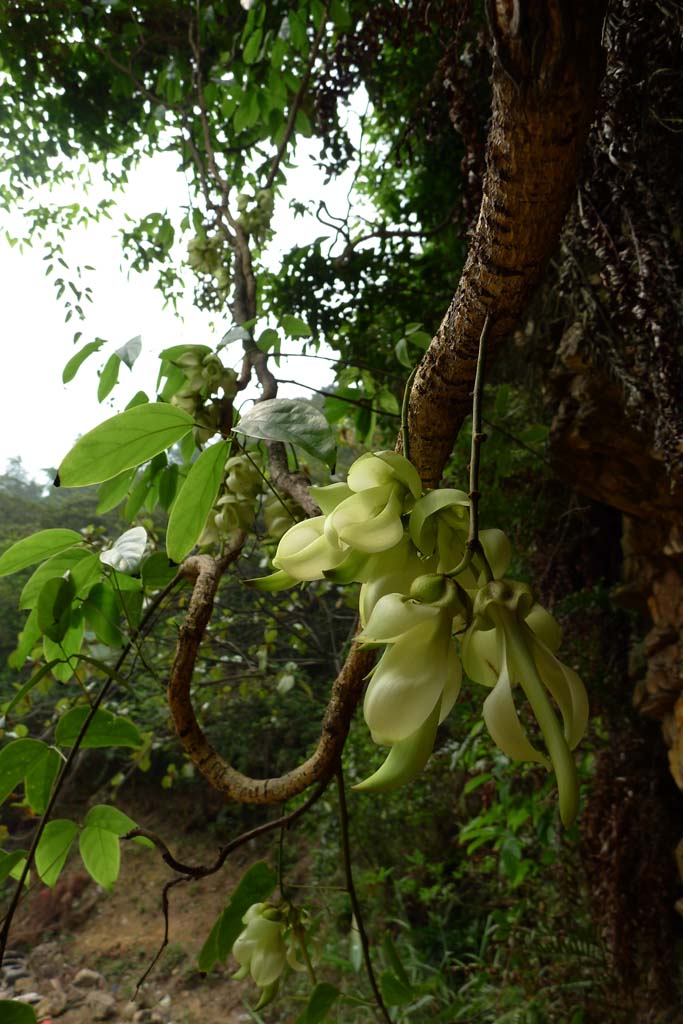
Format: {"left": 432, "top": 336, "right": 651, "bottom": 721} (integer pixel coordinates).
{"left": 336, "top": 769, "right": 392, "bottom": 1024}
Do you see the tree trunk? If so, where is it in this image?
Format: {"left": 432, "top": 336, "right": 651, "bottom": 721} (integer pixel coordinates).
{"left": 407, "top": 0, "right": 606, "bottom": 486}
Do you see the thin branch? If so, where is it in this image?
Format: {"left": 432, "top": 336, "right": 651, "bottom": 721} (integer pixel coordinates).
{"left": 336, "top": 769, "right": 391, "bottom": 1024}
{"left": 466, "top": 313, "right": 494, "bottom": 580}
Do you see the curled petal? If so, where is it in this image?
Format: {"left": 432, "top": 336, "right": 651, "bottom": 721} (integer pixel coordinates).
{"left": 525, "top": 603, "right": 562, "bottom": 652}
{"left": 325, "top": 485, "right": 405, "bottom": 554}
{"left": 531, "top": 636, "right": 588, "bottom": 749}
{"left": 364, "top": 621, "right": 452, "bottom": 743}
{"left": 308, "top": 481, "right": 352, "bottom": 514}
{"left": 461, "top": 624, "right": 499, "bottom": 688}
{"left": 483, "top": 657, "right": 550, "bottom": 768}
{"left": 354, "top": 700, "right": 441, "bottom": 792}
{"left": 360, "top": 592, "right": 441, "bottom": 644}
{"left": 273, "top": 517, "right": 346, "bottom": 580}
{"left": 409, "top": 489, "right": 469, "bottom": 557}
{"left": 348, "top": 451, "right": 422, "bottom": 498}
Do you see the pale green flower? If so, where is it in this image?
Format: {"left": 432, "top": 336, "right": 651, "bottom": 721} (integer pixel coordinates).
{"left": 232, "top": 902, "right": 287, "bottom": 993}
{"left": 323, "top": 451, "right": 421, "bottom": 555}
{"left": 462, "top": 580, "right": 588, "bottom": 826}
{"left": 272, "top": 516, "right": 347, "bottom": 581}
{"left": 354, "top": 578, "right": 464, "bottom": 791}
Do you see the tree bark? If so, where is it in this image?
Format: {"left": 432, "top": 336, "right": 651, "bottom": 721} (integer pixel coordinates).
{"left": 407, "top": 0, "right": 606, "bottom": 486}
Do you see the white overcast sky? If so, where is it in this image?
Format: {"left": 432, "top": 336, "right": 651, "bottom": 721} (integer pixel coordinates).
{"left": 0, "top": 140, "right": 348, "bottom": 482}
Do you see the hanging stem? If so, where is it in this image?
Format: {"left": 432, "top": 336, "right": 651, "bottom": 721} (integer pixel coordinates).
{"left": 467, "top": 313, "right": 494, "bottom": 581}
{"left": 336, "top": 769, "right": 392, "bottom": 1024}
{"left": 401, "top": 366, "right": 418, "bottom": 465}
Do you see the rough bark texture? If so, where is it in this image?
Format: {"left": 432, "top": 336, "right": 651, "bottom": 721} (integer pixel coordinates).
{"left": 408, "top": 0, "right": 606, "bottom": 486}
{"left": 536, "top": 3, "right": 683, "bottom": 1016}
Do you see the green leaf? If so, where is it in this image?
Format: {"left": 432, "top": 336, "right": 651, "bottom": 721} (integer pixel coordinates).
{"left": 115, "top": 334, "right": 142, "bottom": 369}
{"left": 234, "top": 90, "right": 259, "bottom": 133}
{"left": 36, "top": 574, "right": 76, "bottom": 642}
{"left": 0, "top": 851, "right": 28, "bottom": 885}
{"left": 294, "top": 983, "right": 340, "bottom": 1023}
{"left": 19, "top": 547, "right": 90, "bottom": 609}
{"left": 57, "top": 403, "right": 194, "bottom": 487}
{"left": 24, "top": 746, "right": 60, "bottom": 815}
{"left": 329, "top": 0, "right": 352, "bottom": 29}
{"left": 0, "top": 530, "right": 83, "bottom": 578}
{"left": 234, "top": 399, "right": 336, "bottom": 469}
{"left": 79, "top": 823, "right": 120, "bottom": 890}
{"left": 35, "top": 819, "right": 78, "bottom": 887}
{"left": 141, "top": 552, "right": 177, "bottom": 590}
{"left": 85, "top": 803, "right": 138, "bottom": 835}
{"left": 379, "top": 970, "right": 413, "bottom": 1006}
{"left": 257, "top": 327, "right": 279, "bottom": 352}
{"left": 5, "top": 661, "right": 61, "bottom": 715}
{"left": 0, "top": 738, "right": 51, "bottom": 806}
{"left": 166, "top": 440, "right": 230, "bottom": 562}
{"left": 62, "top": 338, "right": 105, "bottom": 383}
{"left": 198, "top": 860, "right": 277, "bottom": 972}
{"left": 381, "top": 933, "right": 410, "bottom": 987}
{"left": 55, "top": 707, "right": 143, "bottom": 749}
{"left": 8, "top": 608, "right": 41, "bottom": 668}
{"left": 97, "top": 353, "right": 121, "bottom": 402}
{"left": 0, "top": 999, "right": 38, "bottom": 1023}
{"left": 394, "top": 337, "right": 412, "bottom": 369}
{"left": 43, "top": 613, "right": 85, "bottom": 682}
{"left": 96, "top": 468, "right": 137, "bottom": 514}
{"left": 83, "top": 582, "right": 124, "bottom": 647}
{"left": 280, "top": 314, "right": 312, "bottom": 338}
{"left": 243, "top": 27, "right": 263, "bottom": 63}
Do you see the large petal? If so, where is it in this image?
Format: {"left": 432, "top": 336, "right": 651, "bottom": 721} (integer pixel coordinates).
{"left": 438, "top": 641, "right": 463, "bottom": 722}
{"left": 483, "top": 656, "right": 550, "bottom": 768}
{"left": 461, "top": 624, "right": 500, "bottom": 687}
{"left": 525, "top": 603, "right": 562, "bottom": 652}
{"left": 308, "top": 481, "right": 352, "bottom": 514}
{"left": 250, "top": 940, "right": 286, "bottom": 988}
{"left": 363, "top": 621, "right": 449, "bottom": 743}
{"left": 479, "top": 529, "right": 512, "bottom": 580}
{"left": 409, "top": 489, "right": 469, "bottom": 556}
{"left": 326, "top": 485, "right": 405, "bottom": 554}
{"left": 347, "top": 452, "right": 397, "bottom": 491}
{"left": 273, "top": 517, "right": 346, "bottom": 580}
{"left": 354, "top": 699, "right": 440, "bottom": 792}
{"left": 360, "top": 593, "right": 441, "bottom": 644}
{"left": 531, "top": 636, "right": 588, "bottom": 749}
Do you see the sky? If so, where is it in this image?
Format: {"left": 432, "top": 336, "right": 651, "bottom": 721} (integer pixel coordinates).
{"left": 0, "top": 142, "right": 345, "bottom": 483}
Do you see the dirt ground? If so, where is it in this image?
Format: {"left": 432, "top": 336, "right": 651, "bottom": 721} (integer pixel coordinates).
{"left": 5, "top": 784, "right": 277, "bottom": 1024}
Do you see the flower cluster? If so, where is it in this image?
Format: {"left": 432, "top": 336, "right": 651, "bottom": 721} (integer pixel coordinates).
{"left": 231, "top": 901, "right": 307, "bottom": 1008}
{"left": 253, "top": 450, "right": 589, "bottom": 825}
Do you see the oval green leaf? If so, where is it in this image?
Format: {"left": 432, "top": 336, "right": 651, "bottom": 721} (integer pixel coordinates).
{"left": 166, "top": 440, "right": 230, "bottom": 562}
{"left": 55, "top": 707, "right": 142, "bottom": 749}
{"left": 62, "top": 338, "right": 105, "bottom": 384}
{"left": 24, "top": 746, "right": 60, "bottom": 815}
{"left": 0, "top": 530, "right": 83, "bottom": 578}
{"left": 35, "top": 819, "right": 78, "bottom": 887}
{"left": 79, "top": 823, "right": 120, "bottom": 890}
{"left": 0, "top": 738, "right": 51, "bottom": 805}
{"left": 57, "top": 403, "right": 194, "bottom": 487}
{"left": 234, "top": 399, "right": 335, "bottom": 469}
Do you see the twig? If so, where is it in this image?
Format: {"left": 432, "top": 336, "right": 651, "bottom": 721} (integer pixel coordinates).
{"left": 466, "top": 313, "right": 494, "bottom": 580}
{"left": 0, "top": 571, "right": 184, "bottom": 962}
{"left": 336, "top": 769, "right": 391, "bottom": 1024}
